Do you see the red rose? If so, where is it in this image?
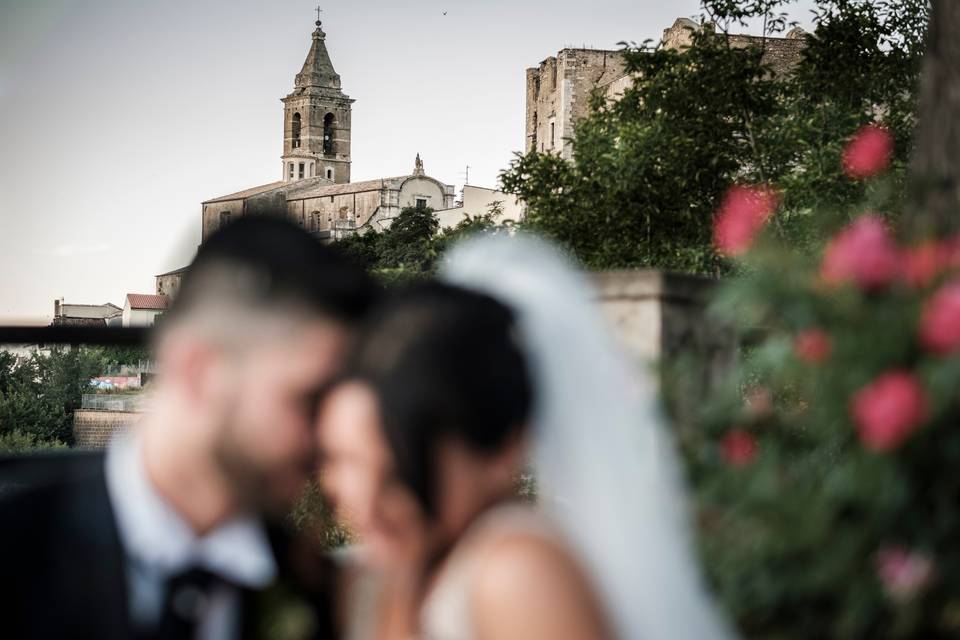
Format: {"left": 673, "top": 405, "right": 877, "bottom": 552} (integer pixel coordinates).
{"left": 920, "top": 281, "right": 960, "bottom": 355}
{"left": 850, "top": 371, "right": 928, "bottom": 452}
{"left": 843, "top": 124, "right": 893, "bottom": 179}
{"left": 902, "top": 241, "right": 948, "bottom": 288}
{"left": 875, "top": 546, "right": 935, "bottom": 602}
{"left": 820, "top": 215, "right": 900, "bottom": 290}
{"left": 713, "top": 184, "right": 780, "bottom": 256}
{"left": 794, "top": 329, "right": 832, "bottom": 364}
{"left": 721, "top": 429, "right": 758, "bottom": 467}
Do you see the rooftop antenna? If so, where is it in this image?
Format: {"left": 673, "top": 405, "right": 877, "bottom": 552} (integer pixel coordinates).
{"left": 456, "top": 165, "right": 471, "bottom": 205}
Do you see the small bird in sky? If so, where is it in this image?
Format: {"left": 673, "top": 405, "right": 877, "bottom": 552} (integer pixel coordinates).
{"left": 443, "top": 11, "right": 448, "bottom": 15}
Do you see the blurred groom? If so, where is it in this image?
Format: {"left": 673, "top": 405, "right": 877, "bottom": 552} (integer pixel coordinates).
{"left": 0, "top": 215, "right": 377, "bottom": 639}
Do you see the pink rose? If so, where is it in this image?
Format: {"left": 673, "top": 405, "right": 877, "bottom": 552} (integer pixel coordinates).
{"left": 794, "top": 329, "right": 832, "bottom": 364}
{"left": 721, "top": 429, "right": 758, "bottom": 467}
{"left": 820, "top": 215, "right": 900, "bottom": 290}
{"left": 850, "top": 371, "right": 928, "bottom": 452}
{"left": 713, "top": 184, "right": 780, "bottom": 256}
{"left": 920, "top": 281, "right": 960, "bottom": 355}
{"left": 875, "top": 546, "right": 935, "bottom": 602}
{"left": 843, "top": 125, "right": 893, "bottom": 179}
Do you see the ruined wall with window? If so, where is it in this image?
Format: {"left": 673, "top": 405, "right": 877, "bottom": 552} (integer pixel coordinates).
{"left": 525, "top": 48, "right": 627, "bottom": 159}
{"left": 525, "top": 17, "right": 806, "bottom": 161}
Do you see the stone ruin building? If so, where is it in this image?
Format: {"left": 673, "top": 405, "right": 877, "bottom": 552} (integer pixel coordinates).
{"left": 526, "top": 17, "right": 807, "bottom": 159}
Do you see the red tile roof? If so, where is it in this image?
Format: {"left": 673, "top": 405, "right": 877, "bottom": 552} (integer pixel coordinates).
{"left": 126, "top": 293, "right": 168, "bottom": 310}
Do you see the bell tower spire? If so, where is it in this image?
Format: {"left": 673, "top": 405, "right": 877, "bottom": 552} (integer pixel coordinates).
{"left": 281, "top": 12, "right": 354, "bottom": 184}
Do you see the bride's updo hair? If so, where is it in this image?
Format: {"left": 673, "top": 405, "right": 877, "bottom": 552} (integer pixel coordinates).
{"left": 345, "top": 281, "right": 533, "bottom": 516}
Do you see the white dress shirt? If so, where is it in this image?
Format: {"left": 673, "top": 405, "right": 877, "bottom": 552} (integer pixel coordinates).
{"left": 105, "top": 434, "right": 278, "bottom": 639}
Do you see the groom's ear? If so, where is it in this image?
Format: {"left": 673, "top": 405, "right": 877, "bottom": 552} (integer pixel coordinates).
{"left": 158, "top": 329, "right": 232, "bottom": 408}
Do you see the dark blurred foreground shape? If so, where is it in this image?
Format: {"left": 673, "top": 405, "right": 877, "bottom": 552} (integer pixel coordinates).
{"left": 0, "top": 447, "right": 338, "bottom": 639}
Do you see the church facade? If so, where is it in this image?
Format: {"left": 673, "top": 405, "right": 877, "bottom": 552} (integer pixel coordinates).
{"left": 201, "top": 18, "right": 455, "bottom": 242}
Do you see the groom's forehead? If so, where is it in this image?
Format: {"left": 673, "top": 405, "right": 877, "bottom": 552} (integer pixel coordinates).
{"left": 256, "top": 322, "right": 353, "bottom": 381}
{"left": 252, "top": 321, "right": 350, "bottom": 369}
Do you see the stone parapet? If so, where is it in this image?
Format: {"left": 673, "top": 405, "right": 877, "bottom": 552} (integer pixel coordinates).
{"left": 593, "top": 269, "right": 736, "bottom": 394}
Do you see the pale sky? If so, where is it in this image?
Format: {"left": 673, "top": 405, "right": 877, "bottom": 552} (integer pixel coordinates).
{"left": 0, "top": 0, "right": 817, "bottom": 323}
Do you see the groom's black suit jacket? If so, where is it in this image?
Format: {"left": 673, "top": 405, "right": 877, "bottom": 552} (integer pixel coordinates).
{"left": 0, "top": 452, "right": 337, "bottom": 640}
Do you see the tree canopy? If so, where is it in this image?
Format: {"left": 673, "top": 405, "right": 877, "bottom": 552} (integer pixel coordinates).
{"left": 500, "top": 0, "right": 929, "bottom": 274}
{"left": 0, "top": 346, "right": 108, "bottom": 447}
{"left": 335, "top": 204, "right": 509, "bottom": 280}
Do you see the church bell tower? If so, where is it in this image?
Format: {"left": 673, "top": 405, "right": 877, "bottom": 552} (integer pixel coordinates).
{"left": 281, "top": 17, "right": 353, "bottom": 184}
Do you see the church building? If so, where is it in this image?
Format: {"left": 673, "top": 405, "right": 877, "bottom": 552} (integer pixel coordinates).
{"left": 200, "top": 18, "right": 455, "bottom": 242}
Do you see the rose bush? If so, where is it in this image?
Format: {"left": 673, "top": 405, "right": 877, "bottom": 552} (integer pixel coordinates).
{"left": 680, "top": 118, "right": 960, "bottom": 639}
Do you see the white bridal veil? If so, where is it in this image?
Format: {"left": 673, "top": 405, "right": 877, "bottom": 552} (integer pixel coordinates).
{"left": 441, "top": 233, "right": 734, "bottom": 640}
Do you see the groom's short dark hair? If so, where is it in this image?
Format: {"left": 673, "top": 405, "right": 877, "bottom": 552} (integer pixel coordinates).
{"left": 167, "top": 213, "right": 378, "bottom": 326}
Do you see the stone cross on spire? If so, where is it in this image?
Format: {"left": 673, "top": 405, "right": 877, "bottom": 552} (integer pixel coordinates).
{"left": 294, "top": 10, "right": 341, "bottom": 90}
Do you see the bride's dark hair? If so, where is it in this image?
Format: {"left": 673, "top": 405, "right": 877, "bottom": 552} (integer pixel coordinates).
{"left": 344, "top": 281, "right": 533, "bottom": 516}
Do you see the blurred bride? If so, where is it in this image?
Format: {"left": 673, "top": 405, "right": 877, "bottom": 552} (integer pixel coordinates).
{"left": 316, "top": 234, "right": 734, "bottom": 640}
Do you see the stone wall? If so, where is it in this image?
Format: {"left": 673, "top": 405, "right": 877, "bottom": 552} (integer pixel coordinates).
{"left": 156, "top": 273, "right": 182, "bottom": 298}
{"left": 288, "top": 188, "right": 382, "bottom": 231}
{"left": 201, "top": 182, "right": 314, "bottom": 240}
{"left": 73, "top": 410, "right": 139, "bottom": 449}
{"left": 593, "top": 269, "right": 736, "bottom": 384}
{"left": 525, "top": 48, "right": 627, "bottom": 158}
{"left": 73, "top": 271, "right": 728, "bottom": 443}
{"left": 728, "top": 30, "right": 807, "bottom": 76}
{"left": 202, "top": 198, "right": 246, "bottom": 240}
